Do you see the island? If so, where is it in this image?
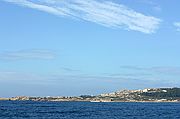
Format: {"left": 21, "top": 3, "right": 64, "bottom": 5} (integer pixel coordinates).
{"left": 1, "top": 88, "right": 180, "bottom": 102}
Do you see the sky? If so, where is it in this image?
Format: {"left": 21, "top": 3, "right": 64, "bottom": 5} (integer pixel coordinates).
{"left": 0, "top": 0, "right": 180, "bottom": 97}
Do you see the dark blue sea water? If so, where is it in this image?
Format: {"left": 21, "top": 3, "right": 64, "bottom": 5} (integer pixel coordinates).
{"left": 0, "top": 101, "right": 180, "bottom": 119}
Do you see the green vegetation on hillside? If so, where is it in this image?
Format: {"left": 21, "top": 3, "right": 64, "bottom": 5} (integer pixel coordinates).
{"left": 141, "top": 88, "right": 180, "bottom": 99}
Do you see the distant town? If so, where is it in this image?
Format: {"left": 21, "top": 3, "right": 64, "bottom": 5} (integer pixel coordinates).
{"left": 1, "top": 88, "right": 180, "bottom": 102}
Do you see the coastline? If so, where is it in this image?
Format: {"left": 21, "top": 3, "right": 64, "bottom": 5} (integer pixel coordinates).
{"left": 0, "top": 98, "right": 179, "bottom": 103}
{"left": 1, "top": 88, "right": 180, "bottom": 103}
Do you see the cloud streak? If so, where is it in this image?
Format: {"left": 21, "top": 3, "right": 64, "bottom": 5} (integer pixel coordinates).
{"left": 0, "top": 70, "right": 178, "bottom": 91}
{"left": 2, "top": 0, "right": 161, "bottom": 33}
{"left": 120, "top": 66, "right": 180, "bottom": 75}
{"left": 0, "top": 49, "right": 56, "bottom": 60}
{"left": 174, "top": 22, "right": 180, "bottom": 31}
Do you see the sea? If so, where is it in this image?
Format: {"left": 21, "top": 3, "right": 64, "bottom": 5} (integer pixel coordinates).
{"left": 0, "top": 101, "right": 180, "bottom": 119}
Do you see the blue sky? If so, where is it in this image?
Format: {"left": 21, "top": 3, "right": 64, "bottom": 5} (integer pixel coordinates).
{"left": 0, "top": 0, "right": 180, "bottom": 97}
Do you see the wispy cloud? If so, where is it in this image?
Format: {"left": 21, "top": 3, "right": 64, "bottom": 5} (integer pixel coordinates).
{"left": 120, "top": 65, "right": 180, "bottom": 75}
{"left": 153, "top": 6, "right": 162, "bottom": 12}
{"left": 61, "top": 67, "right": 80, "bottom": 72}
{"left": 139, "top": 0, "right": 162, "bottom": 12}
{"left": 2, "top": 0, "right": 161, "bottom": 33}
{"left": 0, "top": 71, "right": 40, "bottom": 81}
{"left": 150, "top": 66, "right": 180, "bottom": 75}
{"left": 174, "top": 22, "right": 180, "bottom": 31}
{"left": 0, "top": 70, "right": 177, "bottom": 93}
{"left": 0, "top": 49, "right": 56, "bottom": 60}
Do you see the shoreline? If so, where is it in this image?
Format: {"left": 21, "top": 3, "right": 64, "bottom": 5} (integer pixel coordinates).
{"left": 1, "top": 88, "right": 180, "bottom": 103}
{"left": 0, "top": 99, "right": 179, "bottom": 103}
